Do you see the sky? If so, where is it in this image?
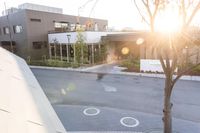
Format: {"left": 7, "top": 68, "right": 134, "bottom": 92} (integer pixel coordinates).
{"left": 0, "top": 0, "right": 199, "bottom": 31}
{"left": 0, "top": 0, "right": 147, "bottom": 30}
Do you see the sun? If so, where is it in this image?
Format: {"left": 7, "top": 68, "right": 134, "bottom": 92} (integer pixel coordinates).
{"left": 155, "top": 8, "right": 182, "bottom": 33}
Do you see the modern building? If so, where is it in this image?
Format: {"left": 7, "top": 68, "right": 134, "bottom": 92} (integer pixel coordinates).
{"left": 0, "top": 3, "right": 108, "bottom": 60}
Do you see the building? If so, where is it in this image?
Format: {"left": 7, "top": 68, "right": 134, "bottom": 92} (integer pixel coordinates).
{"left": 0, "top": 3, "right": 108, "bottom": 60}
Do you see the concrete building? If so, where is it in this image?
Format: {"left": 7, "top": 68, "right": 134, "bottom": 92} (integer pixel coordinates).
{"left": 47, "top": 31, "right": 140, "bottom": 64}
{"left": 0, "top": 3, "right": 108, "bottom": 60}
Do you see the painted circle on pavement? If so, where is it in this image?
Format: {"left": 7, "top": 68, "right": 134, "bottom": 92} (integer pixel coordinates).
{"left": 120, "top": 117, "right": 139, "bottom": 128}
{"left": 83, "top": 107, "right": 100, "bottom": 116}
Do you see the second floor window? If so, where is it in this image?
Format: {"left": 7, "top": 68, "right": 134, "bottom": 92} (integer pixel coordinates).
{"left": 3, "top": 27, "right": 10, "bottom": 35}
{"left": 13, "top": 25, "right": 23, "bottom": 33}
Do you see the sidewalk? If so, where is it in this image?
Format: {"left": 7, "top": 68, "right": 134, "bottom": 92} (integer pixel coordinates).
{"left": 30, "top": 63, "right": 200, "bottom": 82}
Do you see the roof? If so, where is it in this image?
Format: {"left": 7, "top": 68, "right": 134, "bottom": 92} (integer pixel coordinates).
{"left": 0, "top": 47, "right": 67, "bottom": 133}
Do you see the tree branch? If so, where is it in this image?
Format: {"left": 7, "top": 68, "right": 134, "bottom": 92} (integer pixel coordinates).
{"left": 171, "top": 62, "right": 200, "bottom": 88}
{"left": 159, "top": 52, "right": 167, "bottom": 75}
{"left": 185, "top": 1, "right": 200, "bottom": 28}
{"left": 181, "top": 0, "right": 187, "bottom": 26}
{"left": 152, "top": 0, "right": 160, "bottom": 18}
{"left": 133, "top": 0, "right": 150, "bottom": 25}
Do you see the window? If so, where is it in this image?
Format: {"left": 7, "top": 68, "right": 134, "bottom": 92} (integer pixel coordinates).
{"left": 32, "top": 41, "right": 47, "bottom": 49}
{"left": 13, "top": 25, "right": 23, "bottom": 33}
{"left": 3, "top": 27, "right": 10, "bottom": 35}
{"left": 54, "top": 22, "right": 70, "bottom": 32}
{"left": 0, "top": 28, "right": 2, "bottom": 35}
{"left": 33, "top": 42, "right": 42, "bottom": 49}
{"left": 70, "top": 24, "right": 76, "bottom": 31}
{"left": 30, "top": 18, "right": 41, "bottom": 22}
{"left": 54, "top": 22, "right": 69, "bottom": 28}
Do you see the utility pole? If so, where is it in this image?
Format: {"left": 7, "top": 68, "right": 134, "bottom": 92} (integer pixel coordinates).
{"left": 4, "top": 2, "right": 13, "bottom": 53}
{"left": 67, "top": 35, "right": 70, "bottom": 63}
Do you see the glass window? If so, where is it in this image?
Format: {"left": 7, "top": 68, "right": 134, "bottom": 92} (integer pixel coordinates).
{"left": 54, "top": 22, "right": 61, "bottom": 28}
{"left": 54, "top": 22, "right": 69, "bottom": 28}
{"left": 33, "top": 42, "right": 42, "bottom": 49}
{"left": 3, "top": 27, "right": 10, "bottom": 35}
{"left": 30, "top": 18, "right": 41, "bottom": 22}
{"left": 13, "top": 25, "right": 23, "bottom": 33}
{"left": 70, "top": 24, "right": 76, "bottom": 31}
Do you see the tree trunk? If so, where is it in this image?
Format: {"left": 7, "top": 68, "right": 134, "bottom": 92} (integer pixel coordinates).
{"left": 163, "top": 76, "right": 173, "bottom": 133}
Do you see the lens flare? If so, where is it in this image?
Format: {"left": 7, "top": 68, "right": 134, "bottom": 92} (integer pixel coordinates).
{"left": 121, "top": 47, "right": 129, "bottom": 55}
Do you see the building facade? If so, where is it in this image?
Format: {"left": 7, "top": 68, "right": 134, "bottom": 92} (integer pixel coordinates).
{"left": 0, "top": 3, "right": 108, "bottom": 60}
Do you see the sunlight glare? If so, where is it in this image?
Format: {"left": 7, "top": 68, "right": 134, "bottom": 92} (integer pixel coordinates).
{"left": 155, "top": 8, "right": 181, "bottom": 33}
{"left": 136, "top": 38, "right": 144, "bottom": 45}
{"left": 121, "top": 47, "right": 129, "bottom": 55}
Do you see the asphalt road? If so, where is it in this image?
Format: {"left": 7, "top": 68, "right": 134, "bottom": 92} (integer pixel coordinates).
{"left": 31, "top": 68, "right": 200, "bottom": 133}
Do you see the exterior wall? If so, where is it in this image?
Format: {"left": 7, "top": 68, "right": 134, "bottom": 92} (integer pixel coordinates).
{"left": 25, "top": 10, "right": 107, "bottom": 60}
{"left": 48, "top": 32, "right": 117, "bottom": 44}
{"left": 0, "top": 9, "right": 108, "bottom": 60}
{"left": 0, "top": 10, "right": 29, "bottom": 58}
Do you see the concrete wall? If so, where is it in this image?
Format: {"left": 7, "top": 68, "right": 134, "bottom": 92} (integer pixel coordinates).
{"left": 0, "top": 10, "right": 29, "bottom": 58}
{"left": 0, "top": 9, "right": 108, "bottom": 60}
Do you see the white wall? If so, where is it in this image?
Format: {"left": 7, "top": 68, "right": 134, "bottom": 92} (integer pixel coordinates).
{"left": 140, "top": 59, "right": 164, "bottom": 72}
{"left": 140, "top": 59, "right": 177, "bottom": 72}
{"left": 48, "top": 31, "right": 134, "bottom": 45}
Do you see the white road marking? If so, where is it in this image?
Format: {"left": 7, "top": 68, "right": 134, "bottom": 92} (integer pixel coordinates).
{"left": 83, "top": 107, "right": 100, "bottom": 116}
{"left": 120, "top": 117, "right": 139, "bottom": 128}
{"left": 101, "top": 83, "right": 117, "bottom": 92}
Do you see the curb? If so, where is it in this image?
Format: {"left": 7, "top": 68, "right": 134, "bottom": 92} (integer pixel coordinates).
{"left": 29, "top": 65, "right": 200, "bottom": 82}
{"left": 29, "top": 65, "right": 85, "bottom": 72}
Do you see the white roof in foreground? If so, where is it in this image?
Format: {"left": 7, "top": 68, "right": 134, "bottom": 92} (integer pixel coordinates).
{"left": 0, "top": 47, "right": 66, "bottom": 133}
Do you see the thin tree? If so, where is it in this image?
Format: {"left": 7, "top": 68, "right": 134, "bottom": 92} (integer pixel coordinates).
{"left": 133, "top": 0, "right": 200, "bottom": 132}
{"left": 74, "top": 31, "right": 88, "bottom": 64}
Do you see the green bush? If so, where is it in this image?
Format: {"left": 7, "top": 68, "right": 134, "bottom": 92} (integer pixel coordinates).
{"left": 28, "top": 59, "right": 71, "bottom": 68}
{"left": 190, "top": 65, "right": 200, "bottom": 75}
{"left": 120, "top": 58, "right": 140, "bottom": 72}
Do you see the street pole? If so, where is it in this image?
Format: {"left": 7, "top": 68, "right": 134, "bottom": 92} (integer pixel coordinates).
{"left": 74, "top": 43, "right": 76, "bottom": 63}
{"left": 49, "top": 43, "right": 52, "bottom": 59}
{"left": 66, "top": 44, "right": 69, "bottom": 62}
{"left": 54, "top": 43, "right": 57, "bottom": 59}
{"left": 60, "top": 43, "right": 63, "bottom": 61}
{"left": 67, "top": 35, "right": 71, "bottom": 63}
{"left": 92, "top": 44, "right": 94, "bottom": 64}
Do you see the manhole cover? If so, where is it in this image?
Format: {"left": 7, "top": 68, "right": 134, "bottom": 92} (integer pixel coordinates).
{"left": 83, "top": 107, "right": 100, "bottom": 116}
{"left": 120, "top": 117, "right": 139, "bottom": 128}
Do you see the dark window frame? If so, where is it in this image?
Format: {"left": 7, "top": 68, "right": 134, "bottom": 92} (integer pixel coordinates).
{"left": 32, "top": 41, "right": 47, "bottom": 49}
{"left": 30, "top": 18, "right": 41, "bottom": 22}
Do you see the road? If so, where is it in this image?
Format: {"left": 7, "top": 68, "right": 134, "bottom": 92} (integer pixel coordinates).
{"left": 31, "top": 68, "right": 200, "bottom": 133}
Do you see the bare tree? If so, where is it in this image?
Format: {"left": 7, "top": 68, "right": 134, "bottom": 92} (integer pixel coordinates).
{"left": 134, "top": 0, "right": 200, "bottom": 132}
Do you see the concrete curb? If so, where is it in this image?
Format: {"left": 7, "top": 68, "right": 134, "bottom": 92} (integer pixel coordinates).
{"left": 29, "top": 65, "right": 86, "bottom": 72}
{"left": 29, "top": 65, "right": 200, "bottom": 82}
